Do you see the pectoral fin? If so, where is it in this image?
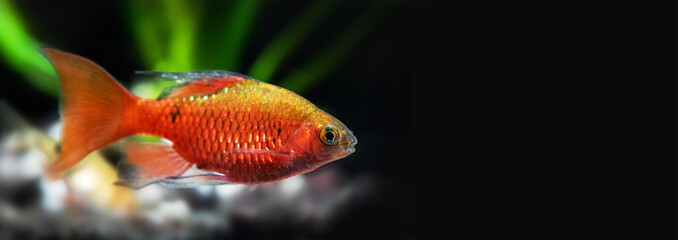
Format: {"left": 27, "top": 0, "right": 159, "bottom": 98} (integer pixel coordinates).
{"left": 225, "top": 148, "right": 290, "bottom": 157}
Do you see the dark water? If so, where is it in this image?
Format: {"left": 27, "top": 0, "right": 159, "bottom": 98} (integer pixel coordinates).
{"left": 0, "top": 1, "right": 676, "bottom": 239}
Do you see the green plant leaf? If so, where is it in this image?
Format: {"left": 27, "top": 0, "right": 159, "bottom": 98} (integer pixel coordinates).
{"left": 197, "top": 0, "right": 262, "bottom": 71}
{"left": 278, "top": 1, "right": 395, "bottom": 94}
{"left": 248, "top": 1, "right": 337, "bottom": 82}
{"left": 0, "top": 0, "right": 57, "bottom": 96}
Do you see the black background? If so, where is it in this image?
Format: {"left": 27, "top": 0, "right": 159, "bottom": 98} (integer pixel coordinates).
{"left": 411, "top": 1, "right": 676, "bottom": 239}
{"left": 0, "top": 1, "right": 675, "bottom": 239}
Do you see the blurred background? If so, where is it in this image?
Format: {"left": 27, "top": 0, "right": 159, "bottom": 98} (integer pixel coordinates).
{"left": 0, "top": 0, "right": 676, "bottom": 239}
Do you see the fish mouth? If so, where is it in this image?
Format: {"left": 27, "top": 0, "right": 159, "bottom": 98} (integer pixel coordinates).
{"left": 344, "top": 131, "right": 357, "bottom": 154}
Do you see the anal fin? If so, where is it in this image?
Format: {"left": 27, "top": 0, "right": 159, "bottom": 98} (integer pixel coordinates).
{"left": 159, "top": 167, "right": 232, "bottom": 188}
{"left": 115, "top": 141, "right": 191, "bottom": 189}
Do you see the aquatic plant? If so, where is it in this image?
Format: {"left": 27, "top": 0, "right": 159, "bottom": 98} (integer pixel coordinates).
{"left": 0, "top": 0, "right": 393, "bottom": 98}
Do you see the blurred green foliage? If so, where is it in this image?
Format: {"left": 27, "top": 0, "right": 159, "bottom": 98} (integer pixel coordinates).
{"left": 197, "top": 0, "right": 262, "bottom": 71}
{"left": 278, "top": 1, "right": 394, "bottom": 93}
{"left": 126, "top": 0, "right": 204, "bottom": 98}
{"left": 0, "top": 0, "right": 57, "bottom": 96}
{"left": 128, "top": 0, "right": 202, "bottom": 72}
{"left": 248, "top": 1, "right": 337, "bottom": 82}
{"left": 0, "top": 0, "right": 393, "bottom": 99}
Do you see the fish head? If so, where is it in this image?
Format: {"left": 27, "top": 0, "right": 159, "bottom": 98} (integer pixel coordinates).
{"left": 289, "top": 109, "right": 357, "bottom": 166}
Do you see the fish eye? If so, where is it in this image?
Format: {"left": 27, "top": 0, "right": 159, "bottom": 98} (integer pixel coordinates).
{"left": 320, "top": 126, "right": 340, "bottom": 146}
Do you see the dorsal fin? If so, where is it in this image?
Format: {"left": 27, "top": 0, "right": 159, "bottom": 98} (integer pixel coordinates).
{"left": 135, "top": 70, "right": 250, "bottom": 99}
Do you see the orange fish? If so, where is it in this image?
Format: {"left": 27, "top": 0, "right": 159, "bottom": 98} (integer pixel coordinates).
{"left": 41, "top": 48, "right": 357, "bottom": 188}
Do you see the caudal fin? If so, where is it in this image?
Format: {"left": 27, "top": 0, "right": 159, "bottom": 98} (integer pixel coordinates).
{"left": 40, "top": 48, "right": 139, "bottom": 174}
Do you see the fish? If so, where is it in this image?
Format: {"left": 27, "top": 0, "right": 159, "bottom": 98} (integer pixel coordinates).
{"left": 40, "top": 48, "right": 357, "bottom": 189}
